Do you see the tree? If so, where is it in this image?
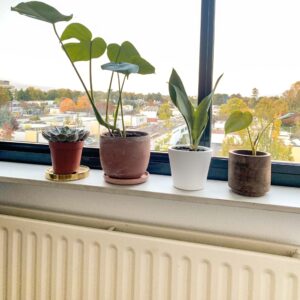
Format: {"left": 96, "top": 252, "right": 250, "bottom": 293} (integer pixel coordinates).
{"left": 213, "top": 93, "right": 229, "bottom": 105}
{"left": 76, "top": 95, "right": 92, "bottom": 112}
{"left": 219, "top": 97, "right": 250, "bottom": 119}
{"left": 0, "top": 87, "right": 11, "bottom": 107}
{"left": 157, "top": 102, "right": 172, "bottom": 120}
{"left": 282, "top": 81, "right": 300, "bottom": 112}
{"left": 248, "top": 87, "right": 259, "bottom": 108}
{"left": 255, "top": 97, "right": 288, "bottom": 122}
{"left": 59, "top": 98, "right": 76, "bottom": 112}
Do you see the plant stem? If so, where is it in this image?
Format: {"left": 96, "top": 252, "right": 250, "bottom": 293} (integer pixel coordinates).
{"left": 105, "top": 72, "right": 114, "bottom": 122}
{"left": 118, "top": 74, "right": 126, "bottom": 137}
{"left": 246, "top": 127, "right": 255, "bottom": 155}
{"left": 52, "top": 24, "right": 114, "bottom": 132}
{"left": 254, "top": 119, "right": 273, "bottom": 153}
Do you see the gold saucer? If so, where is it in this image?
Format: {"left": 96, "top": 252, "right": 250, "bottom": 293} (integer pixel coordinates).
{"left": 45, "top": 166, "right": 90, "bottom": 181}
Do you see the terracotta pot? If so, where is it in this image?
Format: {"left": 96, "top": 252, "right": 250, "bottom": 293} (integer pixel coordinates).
{"left": 49, "top": 141, "right": 84, "bottom": 175}
{"left": 168, "top": 145, "right": 212, "bottom": 190}
{"left": 228, "top": 150, "right": 271, "bottom": 197}
{"left": 100, "top": 131, "right": 150, "bottom": 179}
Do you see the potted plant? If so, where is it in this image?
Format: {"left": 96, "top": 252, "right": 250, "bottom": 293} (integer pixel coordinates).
{"left": 42, "top": 126, "right": 89, "bottom": 175}
{"left": 168, "top": 69, "right": 222, "bottom": 190}
{"left": 12, "top": 1, "right": 155, "bottom": 184}
{"left": 225, "top": 111, "right": 287, "bottom": 196}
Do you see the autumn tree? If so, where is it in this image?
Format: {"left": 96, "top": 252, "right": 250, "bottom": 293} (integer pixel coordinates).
{"left": 282, "top": 81, "right": 300, "bottom": 112}
{"left": 76, "top": 95, "right": 92, "bottom": 112}
{"left": 219, "top": 97, "right": 250, "bottom": 119}
{"left": 0, "top": 87, "right": 12, "bottom": 107}
{"left": 157, "top": 102, "right": 172, "bottom": 120}
{"left": 59, "top": 98, "right": 76, "bottom": 112}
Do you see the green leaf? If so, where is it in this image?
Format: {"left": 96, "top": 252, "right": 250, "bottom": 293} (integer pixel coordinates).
{"left": 101, "top": 62, "right": 139, "bottom": 75}
{"left": 225, "top": 111, "right": 253, "bottom": 134}
{"left": 171, "top": 85, "right": 194, "bottom": 139}
{"left": 61, "top": 23, "right": 92, "bottom": 42}
{"left": 11, "top": 1, "right": 72, "bottom": 24}
{"left": 63, "top": 37, "right": 106, "bottom": 62}
{"left": 107, "top": 41, "right": 155, "bottom": 75}
{"left": 168, "top": 69, "right": 189, "bottom": 108}
{"left": 130, "top": 56, "right": 155, "bottom": 75}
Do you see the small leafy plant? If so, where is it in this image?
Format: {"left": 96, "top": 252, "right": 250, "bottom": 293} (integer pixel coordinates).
{"left": 12, "top": 1, "right": 155, "bottom": 138}
{"left": 42, "top": 126, "right": 89, "bottom": 142}
{"left": 225, "top": 111, "right": 288, "bottom": 155}
{"left": 168, "top": 69, "right": 222, "bottom": 150}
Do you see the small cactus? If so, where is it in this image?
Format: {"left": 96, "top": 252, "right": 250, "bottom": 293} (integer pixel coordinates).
{"left": 42, "top": 126, "right": 89, "bottom": 142}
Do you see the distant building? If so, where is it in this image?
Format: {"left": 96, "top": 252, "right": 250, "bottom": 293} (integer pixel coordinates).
{"left": 141, "top": 106, "right": 158, "bottom": 123}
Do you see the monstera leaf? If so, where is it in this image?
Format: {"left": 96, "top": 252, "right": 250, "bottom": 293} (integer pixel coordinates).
{"left": 11, "top": 1, "right": 72, "bottom": 24}
{"left": 225, "top": 111, "right": 253, "bottom": 134}
{"left": 106, "top": 41, "right": 155, "bottom": 75}
{"left": 61, "top": 23, "right": 106, "bottom": 62}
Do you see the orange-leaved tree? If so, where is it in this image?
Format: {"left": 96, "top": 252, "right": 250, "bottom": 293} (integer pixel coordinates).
{"left": 59, "top": 98, "right": 76, "bottom": 113}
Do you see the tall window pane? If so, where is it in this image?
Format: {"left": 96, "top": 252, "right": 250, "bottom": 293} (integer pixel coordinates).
{"left": 0, "top": 0, "right": 200, "bottom": 150}
{"left": 213, "top": 0, "right": 300, "bottom": 162}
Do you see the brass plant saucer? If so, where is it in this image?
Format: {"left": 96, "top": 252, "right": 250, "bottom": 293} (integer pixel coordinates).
{"left": 45, "top": 165, "right": 90, "bottom": 182}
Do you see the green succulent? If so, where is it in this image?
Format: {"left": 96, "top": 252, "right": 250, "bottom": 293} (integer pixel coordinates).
{"left": 42, "top": 126, "right": 89, "bottom": 142}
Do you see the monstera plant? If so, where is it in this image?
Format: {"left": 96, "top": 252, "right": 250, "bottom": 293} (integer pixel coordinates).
{"left": 12, "top": 1, "right": 155, "bottom": 183}
{"left": 167, "top": 69, "right": 222, "bottom": 190}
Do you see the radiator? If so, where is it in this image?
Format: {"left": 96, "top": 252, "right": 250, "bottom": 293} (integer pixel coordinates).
{"left": 0, "top": 214, "right": 299, "bottom": 300}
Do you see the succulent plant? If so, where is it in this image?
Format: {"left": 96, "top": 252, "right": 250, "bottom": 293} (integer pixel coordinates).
{"left": 42, "top": 126, "right": 89, "bottom": 142}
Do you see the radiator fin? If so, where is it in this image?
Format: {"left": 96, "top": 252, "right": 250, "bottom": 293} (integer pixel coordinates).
{"left": 1, "top": 215, "right": 300, "bottom": 300}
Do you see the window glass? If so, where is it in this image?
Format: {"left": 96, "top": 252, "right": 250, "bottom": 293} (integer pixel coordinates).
{"left": 213, "top": 0, "right": 300, "bottom": 162}
{"left": 0, "top": 0, "right": 200, "bottom": 150}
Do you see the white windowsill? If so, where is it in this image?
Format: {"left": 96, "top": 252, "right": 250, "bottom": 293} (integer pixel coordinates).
{"left": 0, "top": 161, "right": 299, "bottom": 214}
{"left": 0, "top": 161, "right": 300, "bottom": 246}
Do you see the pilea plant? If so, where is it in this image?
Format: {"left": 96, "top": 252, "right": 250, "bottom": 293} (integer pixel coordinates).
{"left": 168, "top": 69, "right": 223, "bottom": 150}
{"left": 225, "top": 111, "right": 288, "bottom": 155}
{"left": 42, "top": 126, "right": 89, "bottom": 143}
{"left": 12, "top": 1, "right": 155, "bottom": 138}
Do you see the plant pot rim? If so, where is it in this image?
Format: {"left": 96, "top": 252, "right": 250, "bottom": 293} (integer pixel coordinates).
{"left": 169, "top": 145, "right": 212, "bottom": 152}
{"left": 229, "top": 149, "right": 270, "bottom": 157}
{"left": 101, "top": 130, "right": 149, "bottom": 140}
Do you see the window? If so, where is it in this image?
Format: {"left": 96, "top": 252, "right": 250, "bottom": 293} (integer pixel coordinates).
{"left": 0, "top": 0, "right": 299, "bottom": 187}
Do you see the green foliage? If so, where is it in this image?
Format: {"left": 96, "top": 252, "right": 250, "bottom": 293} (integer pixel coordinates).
{"left": 157, "top": 102, "right": 172, "bottom": 120}
{"left": 225, "top": 111, "right": 253, "bottom": 134}
{"left": 11, "top": 1, "right": 72, "bottom": 23}
{"left": 12, "top": 1, "right": 155, "bottom": 136}
{"left": 225, "top": 109, "right": 290, "bottom": 156}
{"left": 168, "top": 69, "right": 222, "bottom": 150}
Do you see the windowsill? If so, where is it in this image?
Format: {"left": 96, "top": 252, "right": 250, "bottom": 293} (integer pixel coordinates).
{"left": 0, "top": 161, "right": 299, "bottom": 215}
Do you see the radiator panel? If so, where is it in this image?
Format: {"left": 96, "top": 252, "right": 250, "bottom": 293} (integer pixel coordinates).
{"left": 0, "top": 214, "right": 299, "bottom": 300}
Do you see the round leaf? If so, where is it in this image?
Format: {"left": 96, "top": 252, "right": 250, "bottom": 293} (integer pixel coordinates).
{"left": 61, "top": 23, "right": 92, "bottom": 42}
{"left": 63, "top": 37, "right": 106, "bottom": 62}
{"left": 11, "top": 1, "right": 72, "bottom": 24}
{"left": 225, "top": 111, "right": 253, "bottom": 134}
{"left": 101, "top": 62, "right": 139, "bottom": 75}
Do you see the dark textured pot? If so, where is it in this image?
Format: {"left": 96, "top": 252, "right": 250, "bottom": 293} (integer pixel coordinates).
{"left": 49, "top": 141, "right": 84, "bottom": 175}
{"left": 100, "top": 131, "right": 150, "bottom": 179}
{"left": 228, "top": 150, "right": 271, "bottom": 197}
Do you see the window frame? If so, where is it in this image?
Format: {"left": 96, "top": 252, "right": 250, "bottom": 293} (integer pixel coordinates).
{"left": 1, "top": 0, "right": 300, "bottom": 188}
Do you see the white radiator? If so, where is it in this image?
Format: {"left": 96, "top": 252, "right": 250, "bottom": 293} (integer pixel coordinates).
{"left": 0, "top": 214, "right": 299, "bottom": 300}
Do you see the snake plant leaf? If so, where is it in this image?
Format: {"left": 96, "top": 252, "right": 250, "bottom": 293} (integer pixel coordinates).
{"left": 11, "top": 1, "right": 72, "bottom": 24}
{"left": 168, "top": 69, "right": 189, "bottom": 108}
{"left": 107, "top": 41, "right": 155, "bottom": 75}
{"left": 61, "top": 23, "right": 92, "bottom": 42}
{"left": 192, "top": 73, "right": 223, "bottom": 145}
{"left": 225, "top": 111, "right": 253, "bottom": 134}
{"left": 63, "top": 37, "right": 106, "bottom": 62}
{"left": 101, "top": 62, "right": 139, "bottom": 75}
{"left": 170, "top": 84, "right": 194, "bottom": 139}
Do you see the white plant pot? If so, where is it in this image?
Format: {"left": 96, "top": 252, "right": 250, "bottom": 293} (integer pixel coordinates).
{"left": 168, "top": 145, "right": 212, "bottom": 190}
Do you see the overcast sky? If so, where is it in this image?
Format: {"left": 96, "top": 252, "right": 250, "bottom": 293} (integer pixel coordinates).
{"left": 1, "top": 0, "right": 300, "bottom": 97}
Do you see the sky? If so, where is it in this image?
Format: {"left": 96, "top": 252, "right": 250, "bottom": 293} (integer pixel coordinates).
{"left": 1, "top": 0, "right": 300, "bottom": 97}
